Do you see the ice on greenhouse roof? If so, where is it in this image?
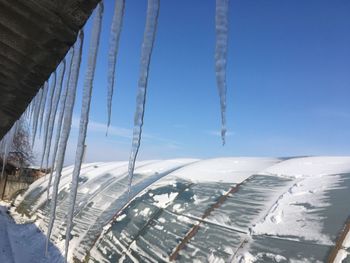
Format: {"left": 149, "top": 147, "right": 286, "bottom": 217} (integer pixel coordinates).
{"left": 11, "top": 157, "right": 350, "bottom": 262}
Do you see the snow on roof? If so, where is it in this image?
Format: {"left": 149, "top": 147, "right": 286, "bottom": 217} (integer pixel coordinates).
{"left": 169, "top": 157, "right": 282, "bottom": 183}
{"left": 134, "top": 158, "right": 198, "bottom": 176}
{"left": 252, "top": 173, "right": 343, "bottom": 245}
{"left": 260, "top": 156, "right": 350, "bottom": 178}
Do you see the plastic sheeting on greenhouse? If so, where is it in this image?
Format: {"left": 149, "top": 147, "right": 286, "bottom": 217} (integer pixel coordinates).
{"left": 13, "top": 157, "right": 350, "bottom": 262}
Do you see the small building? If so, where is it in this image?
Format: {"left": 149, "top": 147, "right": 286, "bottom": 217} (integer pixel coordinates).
{"left": 0, "top": 160, "right": 46, "bottom": 200}
{"left": 0, "top": 160, "right": 19, "bottom": 176}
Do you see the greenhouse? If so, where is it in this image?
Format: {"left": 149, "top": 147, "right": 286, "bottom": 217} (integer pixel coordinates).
{"left": 13, "top": 157, "right": 350, "bottom": 262}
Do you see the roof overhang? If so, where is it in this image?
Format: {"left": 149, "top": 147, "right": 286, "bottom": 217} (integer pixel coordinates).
{"left": 0, "top": 0, "right": 100, "bottom": 138}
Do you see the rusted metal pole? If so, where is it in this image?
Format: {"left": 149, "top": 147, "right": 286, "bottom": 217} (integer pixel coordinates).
{"left": 169, "top": 183, "right": 242, "bottom": 261}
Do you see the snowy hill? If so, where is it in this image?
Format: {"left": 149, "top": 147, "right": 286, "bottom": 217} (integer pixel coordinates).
{"left": 6, "top": 157, "right": 350, "bottom": 262}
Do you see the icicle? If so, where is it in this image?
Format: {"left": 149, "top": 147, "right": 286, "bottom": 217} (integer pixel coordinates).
{"left": 40, "top": 73, "right": 57, "bottom": 169}
{"left": 28, "top": 95, "right": 37, "bottom": 128}
{"left": 64, "top": 4, "right": 103, "bottom": 260}
{"left": 25, "top": 103, "right": 30, "bottom": 118}
{"left": 215, "top": 0, "right": 229, "bottom": 145}
{"left": 1, "top": 122, "right": 18, "bottom": 178}
{"left": 42, "top": 61, "right": 66, "bottom": 171}
{"left": 46, "top": 50, "right": 73, "bottom": 201}
{"left": 106, "top": 0, "right": 125, "bottom": 133}
{"left": 32, "top": 94, "right": 40, "bottom": 121}
{"left": 0, "top": 139, "right": 5, "bottom": 154}
{"left": 46, "top": 31, "right": 84, "bottom": 254}
{"left": 30, "top": 91, "right": 40, "bottom": 132}
{"left": 38, "top": 81, "right": 49, "bottom": 138}
{"left": 30, "top": 95, "right": 37, "bottom": 121}
{"left": 32, "top": 87, "right": 44, "bottom": 147}
{"left": 127, "top": 0, "right": 160, "bottom": 195}
{"left": 24, "top": 103, "right": 31, "bottom": 122}
{"left": 0, "top": 136, "right": 4, "bottom": 153}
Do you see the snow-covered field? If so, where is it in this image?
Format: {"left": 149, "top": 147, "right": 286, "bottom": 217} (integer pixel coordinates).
{"left": 0, "top": 201, "right": 63, "bottom": 263}
{"left": 4, "top": 156, "right": 350, "bottom": 262}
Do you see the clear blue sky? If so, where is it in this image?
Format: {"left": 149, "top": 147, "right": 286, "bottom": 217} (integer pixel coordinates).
{"left": 46, "top": 0, "right": 350, "bottom": 164}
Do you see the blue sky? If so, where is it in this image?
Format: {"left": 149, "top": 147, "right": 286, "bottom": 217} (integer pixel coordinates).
{"left": 40, "top": 0, "right": 350, "bottom": 164}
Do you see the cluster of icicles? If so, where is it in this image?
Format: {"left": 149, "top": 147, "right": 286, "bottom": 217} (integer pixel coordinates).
{"left": 0, "top": 0, "right": 229, "bottom": 261}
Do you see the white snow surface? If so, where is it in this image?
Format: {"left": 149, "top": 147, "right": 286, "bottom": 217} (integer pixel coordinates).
{"left": 334, "top": 230, "right": 350, "bottom": 263}
{"left": 135, "top": 158, "right": 198, "bottom": 176}
{"left": 152, "top": 192, "right": 178, "bottom": 208}
{"left": 0, "top": 201, "right": 63, "bottom": 263}
{"left": 334, "top": 250, "right": 349, "bottom": 263}
{"left": 252, "top": 173, "right": 343, "bottom": 245}
{"left": 344, "top": 230, "right": 350, "bottom": 248}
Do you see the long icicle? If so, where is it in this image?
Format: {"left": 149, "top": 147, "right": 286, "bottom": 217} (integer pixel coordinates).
{"left": 127, "top": 0, "right": 160, "bottom": 195}
{"left": 24, "top": 102, "right": 31, "bottom": 120}
{"left": 64, "top": 4, "right": 103, "bottom": 260}
{"left": 28, "top": 95, "right": 36, "bottom": 129}
{"left": 30, "top": 91, "right": 40, "bottom": 131}
{"left": 43, "top": 61, "right": 66, "bottom": 170}
{"left": 40, "top": 72, "right": 57, "bottom": 169}
{"left": 106, "top": 0, "right": 125, "bottom": 133}
{"left": 30, "top": 94, "right": 38, "bottom": 123}
{"left": 46, "top": 31, "right": 84, "bottom": 254}
{"left": 38, "top": 82, "right": 49, "bottom": 140}
{"left": 0, "top": 134, "right": 4, "bottom": 153}
{"left": 215, "top": 0, "right": 229, "bottom": 145}
{"left": 27, "top": 96, "right": 36, "bottom": 128}
{"left": 32, "top": 87, "right": 44, "bottom": 147}
{"left": 46, "top": 49, "right": 73, "bottom": 200}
